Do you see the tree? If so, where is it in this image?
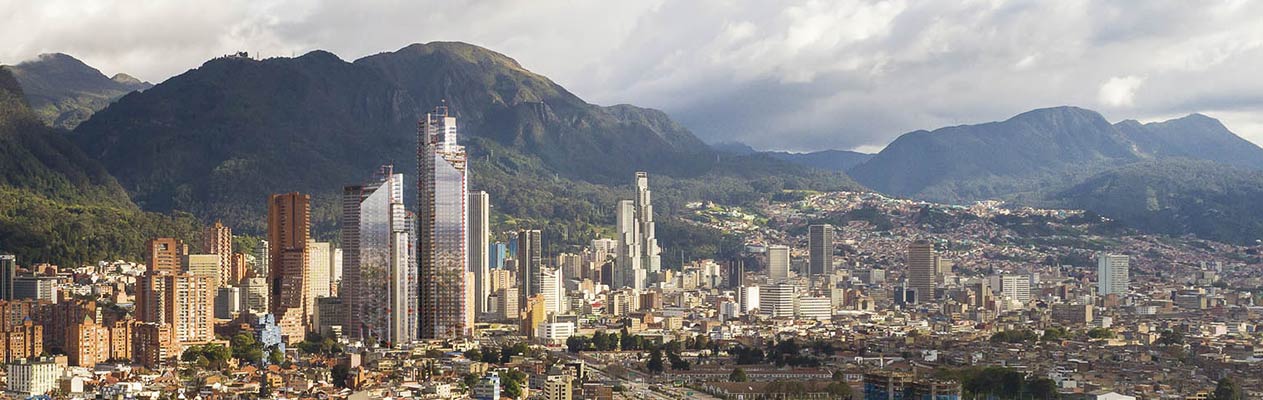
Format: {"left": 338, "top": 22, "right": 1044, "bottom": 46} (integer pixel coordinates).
{"left": 231, "top": 333, "right": 263, "bottom": 364}
{"left": 462, "top": 373, "right": 480, "bottom": 390}
{"left": 668, "top": 351, "right": 690, "bottom": 371}
{"left": 647, "top": 347, "right": 665, "bottom": 374}
{"left": 268, "top": 348, "right": 285, "bottom": 365}
{"left": 481, "top": 346, "right": 501, "bottom": 364}
{"left": 1212, "top": 377, "right": 1242, "bottom": 400}
{"left": 331, "top": 364, "right": 350, "bottom": 388}
{"left": 729, "top": 368, "right": 749, "bottom": 382}
{"left": 1156, "top": 330, "right": 1185, "bottom": 346}
{"left": 1087, "top": 328, "right": 1115, "bottom": 339}
{"left": 464, "top": 348, "right": 482, "bottom": 361}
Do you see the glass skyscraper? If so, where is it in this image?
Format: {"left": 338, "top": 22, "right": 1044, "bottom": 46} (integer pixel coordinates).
{"left": 341, "top": 165, "right": 412, "bottom": 344}
{"left": 417, "top": 105, "right": 472, "bottom": 338}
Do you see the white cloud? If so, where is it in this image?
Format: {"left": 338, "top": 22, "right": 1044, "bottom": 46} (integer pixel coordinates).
{"left": 1098, "top": 76, "right": 1146, "bottom": 107}
{"left": 3, "top": 0, "right": 1263, "bottom": 152}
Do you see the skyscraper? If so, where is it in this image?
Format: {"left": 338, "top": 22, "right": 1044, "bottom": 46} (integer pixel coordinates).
{"left": 469, "top": 191, "right": 490, "bottom": 317}
{"left": 307, "top": 240, "right": 333, "bottom": 316}
{"left": 203, "top": 220, "right": 233, "bottom": 289}
{"left": 417, "top": 105, "right": 472, "bottom": 339}
{"left": 614, "top": 200, "right": 645, "bottom": 290}
{"left": 633, "top": 172, "right": 661, "bottom": 274}
{"left": 808, "top": 224, "right": 834, "bottom": 276}
{"left": 767, "top": 245, "right": 790, "bottom": 283}
{"left": 0, "top": 255, "right": 14, "bottom": 301}
{"left": 268, "top": 192, "right": 311, "bottom": 343}
{"left": 516, "top": 229, "right": 542, "bottom": 307}
{"left": 341, "top": 165, "right": 412, "bottom": 344}
{"left": 907, "top": 240, "right": 937, "bottom": 303}
{"left": 1097, "top": 253, "right": 1129, "bottom": 296}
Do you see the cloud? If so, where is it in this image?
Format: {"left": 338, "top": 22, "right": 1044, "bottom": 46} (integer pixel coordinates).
{"left": 3, "top": 0, "right": 1263, "bottom": 152}
{"left": 1098, "top": 76, "right": 1146, "bottom": 107}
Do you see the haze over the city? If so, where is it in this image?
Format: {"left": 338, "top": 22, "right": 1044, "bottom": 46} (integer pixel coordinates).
{"left": 6, "top": 0, "right": 1263, "bottom": 152}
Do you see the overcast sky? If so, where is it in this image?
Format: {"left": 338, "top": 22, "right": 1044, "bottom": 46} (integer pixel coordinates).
{"left": 4, "top": 0, "right": 1263, "bottom": 152}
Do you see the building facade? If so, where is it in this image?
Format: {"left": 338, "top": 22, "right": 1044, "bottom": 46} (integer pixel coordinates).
{"left": 417, "top": 105, "right": 472, "bottom": 339}
{"left": 268, "top": 192, "right": 311, "bottom": 343}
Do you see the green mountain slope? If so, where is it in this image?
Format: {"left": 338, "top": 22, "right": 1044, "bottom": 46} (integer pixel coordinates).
{"left": 70, "top": 42, "right": 858, "bottom": 250}
{"left": 766, "top": 150, "right": 874, "bottom": 172}
{"left": 1056, "top": 159, "right": 1263, "bottom": 244}
{"left": 850, "top": 106, "right": 1263, "bottom": 203}
{"left": 2, "top": 53, "right": 151, "bottom": 130}
{"left": 0, "top": 68, "right": 197, "bottom": 266}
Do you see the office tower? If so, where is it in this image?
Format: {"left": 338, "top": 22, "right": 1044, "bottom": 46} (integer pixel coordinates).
{"left": 341, "top": 166, "right": 412, "bottom": 343}
{"left": 146, "top": 238, "right": 186, "bottom": 274}
{"left": 241, "top": 277, "right": 269, "bottom": 313}
{"left": 1097, "top": 253, "right": 1130, "bottom": 296}
{"left": 268, "top": 192, "right": 311, "bottom": 342}
{"left": 614, "top": 200, "right": 645, "bottom": 290}
{"left": 13, "top": 276, "right": 58, "bottom": 302}
{"left": 498, "top": 287, "right": 520, "bottom": 321}
{"left": 184, "top": 254, "right": 221, "bottom": 289}
{"left": 1000, "top": 274, "right": 1031, "bottom": 302}
{"left": 313, "top": 297, "right": 345, "bottom": 339}
{"left": 541, "top": 268, "right": 564, "bottom": 316}
{"left": 808, "top": 224, "right": 834, "bottom": 276}
{"left": 203, "top": 220, "right": 233, "bottom": 289}
{"left": 417, "top": 105, "right": 472, "bottom": 339}
{"left": 760, "top": 283, "right": 796, "bottom": 318}
{"left": 215, "top": 287, "right": 242, "bottom": 319}
{"left": 739, "top": 286, "right": 759, "bottom": 313}
{"left": 489, "top": 242, "right": 507, "bottom": 270}
{"left": 0, "top": 255, "right": 14, "bottom": 301}
{"left": 907, "top": 240, "right": 937, "bottom": 303}
{"left": 330, "top": 248, "right": 343, "bottom": 295}
{"left": 767, "top": 245, "right": 790, "bottom": 283}
{"left": 727, "top": 259, "right": 745, "bottom": 289}
{"left": 255, "top": 240, "right": 269, "bottom": 278}
{"left": 516, "top": 229, "right": 542, "bottom": 307}
{"left": 633, "top": 172, "right": 662, "bottom": 274}
{"left": 469, "top": 191, "right": 490, "bottom": 316}
{"left": 307, "top": 241, "right": 333, "bottom": 316}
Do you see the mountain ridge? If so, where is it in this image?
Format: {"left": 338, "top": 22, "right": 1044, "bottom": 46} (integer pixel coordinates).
{"left": 2, "top": 53, "right": 151, "bottom": 130}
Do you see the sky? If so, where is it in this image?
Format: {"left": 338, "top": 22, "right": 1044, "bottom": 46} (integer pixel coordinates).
{"left": 4, "top": 0, "right": 1263, "bottom": 153}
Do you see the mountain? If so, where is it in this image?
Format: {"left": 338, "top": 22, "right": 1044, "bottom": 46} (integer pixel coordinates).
{"left": 849, "top": 106, "right": 1140, "bottom": 202}
{"left": 0, "top": 68, "right": 197, "bottom": 266}
{"left": 1114, "top": 114, "right": 1263, "bottom": 169}
{"left": 2, "top": 53, "right": 151, "bottom": 130}
{"left": 1057, "top": 159, "right": 1263, "bottom": 244}
{"left": 710, "top": 141, "right": 759, "bottom": 155}
{"left": 70, "top": 42, "right": 857, "bottom": 248}
{"left": 849, "top": 106, "right": 1263, "bottom": 203}
{"left": 766, "top": 150, "right": 874, "bottom": 172}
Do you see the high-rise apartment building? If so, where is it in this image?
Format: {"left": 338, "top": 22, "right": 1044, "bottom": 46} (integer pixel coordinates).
{"left": 516, "top": 229, "right": 542, "bottom": 308}
{"left": 268, "top": 192, "right": 311, "bottom": 343}
{"left": 417, "top": 105, "right": 472, "bottom": 339}
{"left": 135, "top": 273, "right": 214, "bottom": 344}
{"left": 808, "top": 224, "right": 834, "bottom": 276}
{"left": 146, "top": 238, "right": 186, "bottom": 274}
{"left": 469, "top": 191, "right": 490, "bottom": 317}
{"left": 767, "top": 245, "right": 790, "bottom": 283}
{"left": 341, "top": 166, "right": 412, "bottom": 343}
{"left": 203, "top": 220, "right": 233, "bottom": 289}
{"left": 907, "top": 240, "right": 937, "bottom": 303}
{"left": 1097, "top": 253, "right": 1129, "bottom": 296}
